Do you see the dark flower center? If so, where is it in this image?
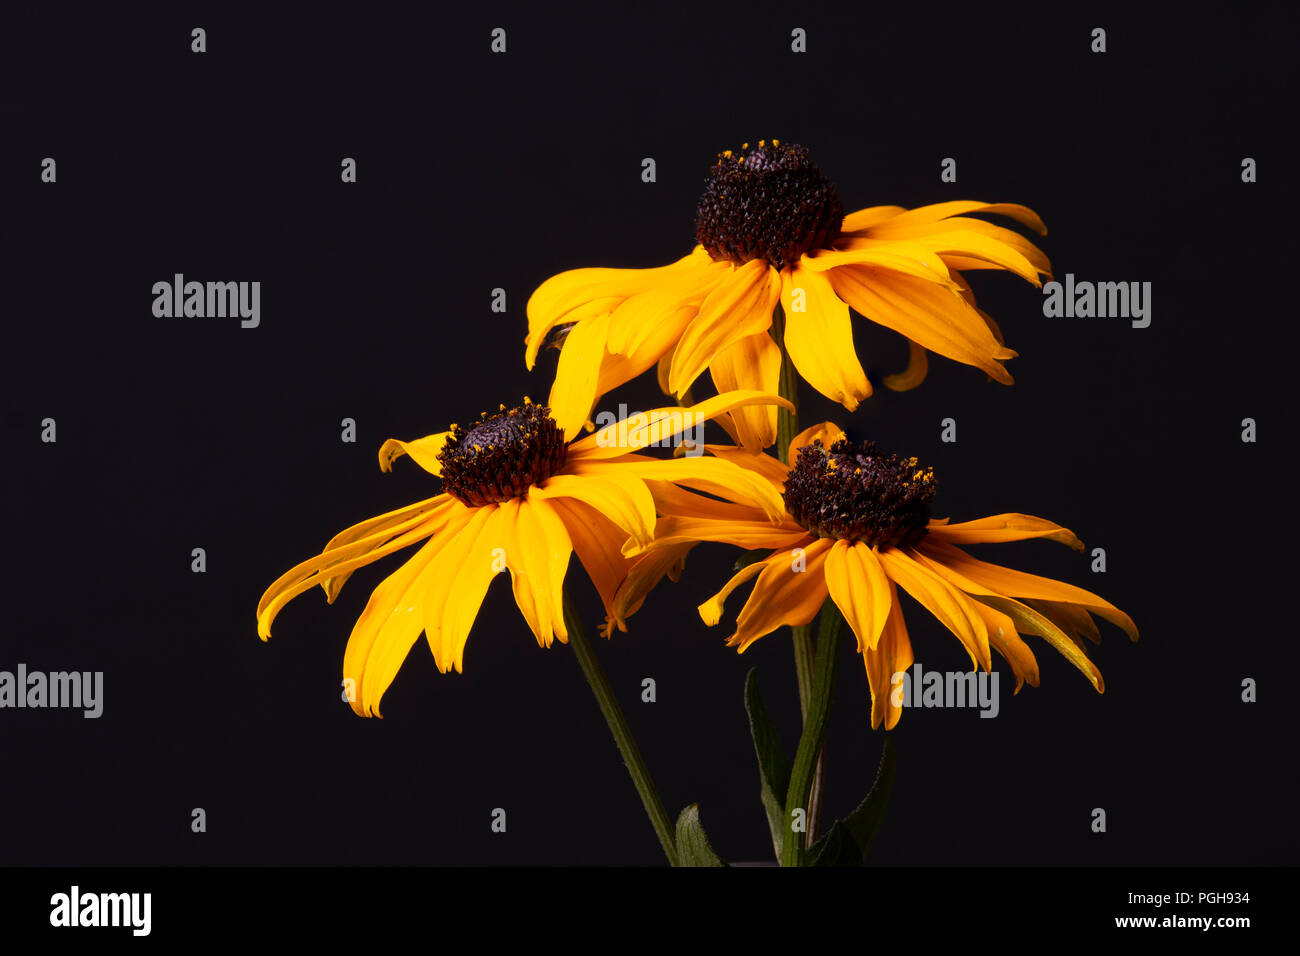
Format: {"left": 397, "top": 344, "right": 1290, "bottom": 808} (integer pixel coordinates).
{"left": 782, "top": 439, "right": 936, "bottom": 547}
{"left": 694, "top": 140, "right": 844, "bottom": 270}
{"left": 437, "top": 401, "right": 567, "bottom": 507}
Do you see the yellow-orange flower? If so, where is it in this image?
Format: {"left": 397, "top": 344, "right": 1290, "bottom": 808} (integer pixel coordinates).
{"left": 526, "top": 140, "right": 1050, "bottom": 451}
{"left": 256, "top": 392, "right": 790, "bottom": 717}
{"left": 622, "top": 424, "right": 1136, "bottom": 729}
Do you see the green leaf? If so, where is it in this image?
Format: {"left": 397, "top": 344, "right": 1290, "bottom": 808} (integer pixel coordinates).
{"left": 675, "top": 804, "right": 726, "bottom": 867}
{"left": 808, "top": 735, "right": 897, "bottom": 866}
{"left": 743, "top": 668, "right": 790, "bottom": 860}
{"left": 733, "top": 549, "right": 769, "bottom": 572}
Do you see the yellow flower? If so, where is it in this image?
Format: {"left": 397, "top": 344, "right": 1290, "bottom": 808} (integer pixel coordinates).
{"left": 256, "top": 392, "right": 791, "bottom": 717}
{"left": 527, "top": 140, "right": 1050, "bottom": 451}
{"left": 623, "top": 424, "right": 1136, "bottom": 730}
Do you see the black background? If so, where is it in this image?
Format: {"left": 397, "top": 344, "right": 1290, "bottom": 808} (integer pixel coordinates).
{"left": 2, "top": 2, "right": 1295, "bottom": 869}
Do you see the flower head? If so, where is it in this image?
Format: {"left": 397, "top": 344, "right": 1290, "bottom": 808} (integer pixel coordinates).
{"left": 527, "top": 141, "right": 1050, "bottom": 452}
{"left": 256, "top": 392, "right": 791, "bottom": 717}
{"left": 624, "top": 424, "right": 1137, "bottom": 730}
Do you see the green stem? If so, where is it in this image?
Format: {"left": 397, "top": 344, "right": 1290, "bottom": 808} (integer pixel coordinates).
{"left": 563, "top": 589, "right": 680, "bottom": 866}
{"left": 781, "top": 602, "right": 844, "bottom": 867}
{"left": 772, "top": 305, "right": 800, "bottom": 467}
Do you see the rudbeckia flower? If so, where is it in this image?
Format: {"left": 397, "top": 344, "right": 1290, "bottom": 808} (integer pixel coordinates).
{"left": 526, "top": 139, "right": 1051, "bottom": 451}
{"left": 622, "top": 424, "right": 1137, "bottom": 730}
{"left": 256, "top": 392, "right": 790, "bottom": 717}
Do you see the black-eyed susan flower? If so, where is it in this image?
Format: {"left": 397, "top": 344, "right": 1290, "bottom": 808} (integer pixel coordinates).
{"left": 256, "top": 392, "right": 791, "bottom": 717}
{"left": 527, "top": 140, "right": 1050, "bottom": 451}
{"left": 622, "top": 424, "right": 1136, "bottom": 730}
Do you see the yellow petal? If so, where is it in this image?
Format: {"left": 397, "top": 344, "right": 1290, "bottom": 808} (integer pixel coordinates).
{"left": 728, "top": 538, "right": 834, "bottom": 652}
{"left": 863, "top": 579, "right": 914, "bottom": 731}
{"left": 531, "top": 472, "right": 656, "bottom": 549}
{"left": 917, "top": 538, "right": 1137, "bottom": 642}
{"left": 524, "top": 250, "right": 708, "bottom": 369}
{"left": 547, "top": 497, "right": 627, "bottom": 632}
{"left": 825, "top": 541, "right": 893, "bottom": 652}
{"left": 781, "top": 262, "right": 872, "bottom": 410}
{"left": 697, "top": 445, "right": 791, "bottom": 490}
{"left": 972, "top": 594, "right": 1105, "bottom": 692}
{"left": 317, "top": 494, "right": 456, "bottom": 602}
{"left": 546, "top": 311, "right": 613, "bottom": 442}
{"left": 709, "top": 331, "right": 782, "bottom": 452}
{"left": 423, "top": 504, "right": 506, "bottom": 674}
{"left": 926, "top": 513, "right": 1084, "bottom": 550}
{"left": 378, "top": 431, "right": 452, "bottom": 476}
{"left": 803, "top": 238, "right": 957, "bottom": 285}
{"left": 840, "top": 205, "right": 907, "bottom": 232}
{"left": 627, "top": 515, "right": 810, "bottom": 556}
{"left": 257, "top": 498, "right": 463, "bottom": 640}
{"left": 570, "top": 390, "right": 793, "bottom": 460}
{"left": 668, "top": 259, "right": 781, "bottom": 397}
{"left": 870, "top": 201, "right": 1047, "bottom": 236}
{"left": 612, "top": 541, "right": 696, "bottom": 632}
{"left": 876, "top": 547, "right": 991, "bottom": 672}
{"left": 341, "top": 505, "right": 480, "bottom": 716}
{"left": 882, "top": 340, "right": 929, "bottom": 392}
{"left": 699, "top": 559, "right": 767, "bottom": 627}
{"left": 826, "top": 265, "right": 1014, "bottom": 384}
{"left": 569, "top": 456, "right": 785, "bottom": 523}
{"left": 971, "top": 600, "right": 1040, "bottom": 692}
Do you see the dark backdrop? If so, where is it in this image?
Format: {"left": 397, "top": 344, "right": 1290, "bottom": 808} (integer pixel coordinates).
{"left": 2, "top": 3, "right": 1294, "bottom": 866}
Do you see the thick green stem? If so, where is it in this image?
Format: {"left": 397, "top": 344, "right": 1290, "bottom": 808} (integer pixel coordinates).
{"left": 781, "top": 602, "right": 844, "bottom": 867}
{"left": 771, "top": 304, "right": 828, "bottom": 842}
{"left": 563, "top": 590, "right": 679, "bottom": 866}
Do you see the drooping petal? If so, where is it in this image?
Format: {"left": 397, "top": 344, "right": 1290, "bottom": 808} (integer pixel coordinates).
{"left": 423, "top": 503, "right": 509, "bottom": 674}
{"left": 917, "top": 538, "right": 1137, "bottom": 641}
{"left": 1027, "top": 598, "right": 1102, "bottom": 646}
{"left": 709, "top": 331, "right": 782, "bottom": 452}
{"left": 342, "top": 505, "right": 481, "bottom": 716}
{"left": 824, "top": 541, "right": 893, "bottom": 652}
{"left": 699, "top": 559, "right": 767, "bottom": 627}
{"left": 882, "top": 340, "right": 929, "bottom": 392}
{"left": 826, "top": 265, "right": 1015, "bottom": 384}
{"left": 605, "top": 251, "right": 730, "bottom": 357}
{"left": 781, "top": 262, "right": 872, "bottom": 410}
{"left": 802, "top": 238, "right": 957, "bottom": 286}
{"left": 496, "top": 497, "right": 572, "bottom": 649}
{"left": 668, "top": 259, "right": 782, "bottom": 396}
{"left": 971, "top": 599, "right": 1040, "bottom": 693}
{"left": 610, "top": 541, "right": 695, "bottom": 634}
{"left": 972, "top": 594, "right": 1105, "bottom": 692}
{"left": 317, "top": 494, "right": 458, "bottom": 602}
{"left": 876, "top": 547, "right": 992, "bottom": 672}
{"left": 530, "top": 472, "right": 656, "bottom": 549}
{"left": 546, "top": 311, "right": 614, "bottom": 442}
{"left": 926, "top": 513, "right": 1084, "bottom": 551}
{"left": 863, "top": 201, "right": 1047, "bottom": 236}
{"left": 257, "top": 497, "right": 464, "bottom": 640}
{"left": 547, "top": 497, "right": 627, "bottom": 637}
{"left": 378, "top": 431, "right": 452, "bottom": 476}
{"left": 863, "top": 579, "right": 914, "bottom": 731}
{"left": 524, "top": 249, "right": 710, "bottom": 369}
{"left": 727, "top": 538, "right": 834, "bottom": 652}
{"left": 867, "top": 217, "right": 1051, "bottom": 279}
